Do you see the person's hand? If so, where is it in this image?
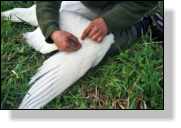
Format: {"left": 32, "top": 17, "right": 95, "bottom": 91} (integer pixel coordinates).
{"left": 51, "top": 30, "right": 81, "bottom": 52}
{"left": 81, "top": 18, "right": 108, "bottom": 43}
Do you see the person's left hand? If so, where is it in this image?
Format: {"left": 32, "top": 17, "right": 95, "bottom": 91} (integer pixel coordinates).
{"left": 81, "top": 18, "right": 108, "bottom": 43}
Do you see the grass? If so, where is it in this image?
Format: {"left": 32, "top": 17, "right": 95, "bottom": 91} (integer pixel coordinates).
{"left": 1, "top": 1, "right": 163, "bottom": 109}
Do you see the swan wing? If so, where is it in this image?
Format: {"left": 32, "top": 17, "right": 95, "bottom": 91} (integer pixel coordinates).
{"left": 18, "top": 11, "right": 114, "bottom": 109}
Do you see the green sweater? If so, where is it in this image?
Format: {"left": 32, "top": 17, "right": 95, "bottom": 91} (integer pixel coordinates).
{"left": 35, "top": 1, "right": 158, "bottom": 43}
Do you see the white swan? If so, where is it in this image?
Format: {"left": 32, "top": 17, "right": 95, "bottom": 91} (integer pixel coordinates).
{"left": 1, "top": 1, "right": 114, "bottom": 109}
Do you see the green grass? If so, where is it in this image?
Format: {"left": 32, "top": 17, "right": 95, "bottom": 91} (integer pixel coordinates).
{"left": 1, "top": 1, "right": 163, "bottom": 109}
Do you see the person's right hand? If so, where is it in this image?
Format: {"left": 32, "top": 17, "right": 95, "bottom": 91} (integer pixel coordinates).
{"left": 50, "top": 30, "right": 81, "bottom": 52}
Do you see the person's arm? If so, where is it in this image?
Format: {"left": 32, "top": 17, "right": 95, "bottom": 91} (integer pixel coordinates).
{"left": 35, "top": 1, "right": 81, "bottom": 51}
{"left": 100, "top": 1, "right": 158, "bottom": 33}
{"left": 35, "top": 1, "right": 61, "bottom": 43}
{"left": 81, "top": 1, "right": 158, "bottom": 43}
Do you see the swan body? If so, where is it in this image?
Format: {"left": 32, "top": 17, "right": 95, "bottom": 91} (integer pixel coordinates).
{"left": 1, "top": 1, "right": 114, "bottom": 109}
{"left": 1, "top": 1, "right": 103, "bottom": 54}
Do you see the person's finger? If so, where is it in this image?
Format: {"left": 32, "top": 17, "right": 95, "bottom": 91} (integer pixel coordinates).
{"left": 68, "top": 36, "right": 81, "bottom": 51}
{"left": 88, "top": 28, "right": 98, "bottom": 38}
{"left": 81, "top": 24, "right": 92, "bottom": 40}
{"left": 68, "top": 34, "right": 81, "bottom": 45}
{"left": 92, "top": 32, "right": 101, "bottom": 42}
{"left": 66, "top": 39, "right": 81, "bottom": 51}
{"left": 68, "top": 44, "right": 81, "bottom": 51}
{"left": 97, "top": 36, "right": 104, "bottom": 43}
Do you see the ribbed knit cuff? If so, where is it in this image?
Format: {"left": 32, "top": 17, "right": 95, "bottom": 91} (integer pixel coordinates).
{"left": 45, "top": 24, "right": 60, "bottom": 44}
{"left": 101, "top": 13, "right": 117, "bottom": 33}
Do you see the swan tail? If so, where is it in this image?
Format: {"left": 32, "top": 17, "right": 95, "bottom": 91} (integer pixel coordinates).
{"left": 23, "top": 27, "right": 58, "bottom": 54}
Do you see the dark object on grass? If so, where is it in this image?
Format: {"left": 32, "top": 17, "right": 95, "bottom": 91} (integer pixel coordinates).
{"left": 22, "top": 1, "right": 27, "bottom": 3}
{"left": 14, "top": 1, "right": 28, "bottom": 3}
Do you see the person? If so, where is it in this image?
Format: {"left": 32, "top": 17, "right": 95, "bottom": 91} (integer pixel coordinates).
{"left": 35, "top": 1, "right": 163, "bottom": 59}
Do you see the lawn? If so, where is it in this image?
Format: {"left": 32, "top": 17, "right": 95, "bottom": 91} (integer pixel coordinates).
{"left": 1, "top": 1, "right": 163, "bottom": 109}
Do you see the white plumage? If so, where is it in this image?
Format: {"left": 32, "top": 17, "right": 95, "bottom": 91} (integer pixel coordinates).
{"left": 1, "top": 1, "right": 114, "bottom": 109}
{"left": 1, "top": 5, "right": 38, "bottom": 26}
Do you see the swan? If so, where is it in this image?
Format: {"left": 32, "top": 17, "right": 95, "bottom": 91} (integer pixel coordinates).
{"left": 1, "top": 1, "right": 114, "bottom": 109}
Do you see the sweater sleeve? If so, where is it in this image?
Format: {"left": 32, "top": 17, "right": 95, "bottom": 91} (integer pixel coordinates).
{"left": 35, "top": 1, "right": 62, "bottom": 43}
{"left": 100, "top": 1, "right": 158, "bottom": 33}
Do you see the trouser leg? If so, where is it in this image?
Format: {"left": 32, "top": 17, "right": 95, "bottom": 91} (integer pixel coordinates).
{"left": 97, "top": 2, "right": 138, "bottom": 59}
{"left": 103, "top": 25, "right": 137, "bottom": 59}
{"left": 103, "top": 18, "right": 153, "bottom": 59}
